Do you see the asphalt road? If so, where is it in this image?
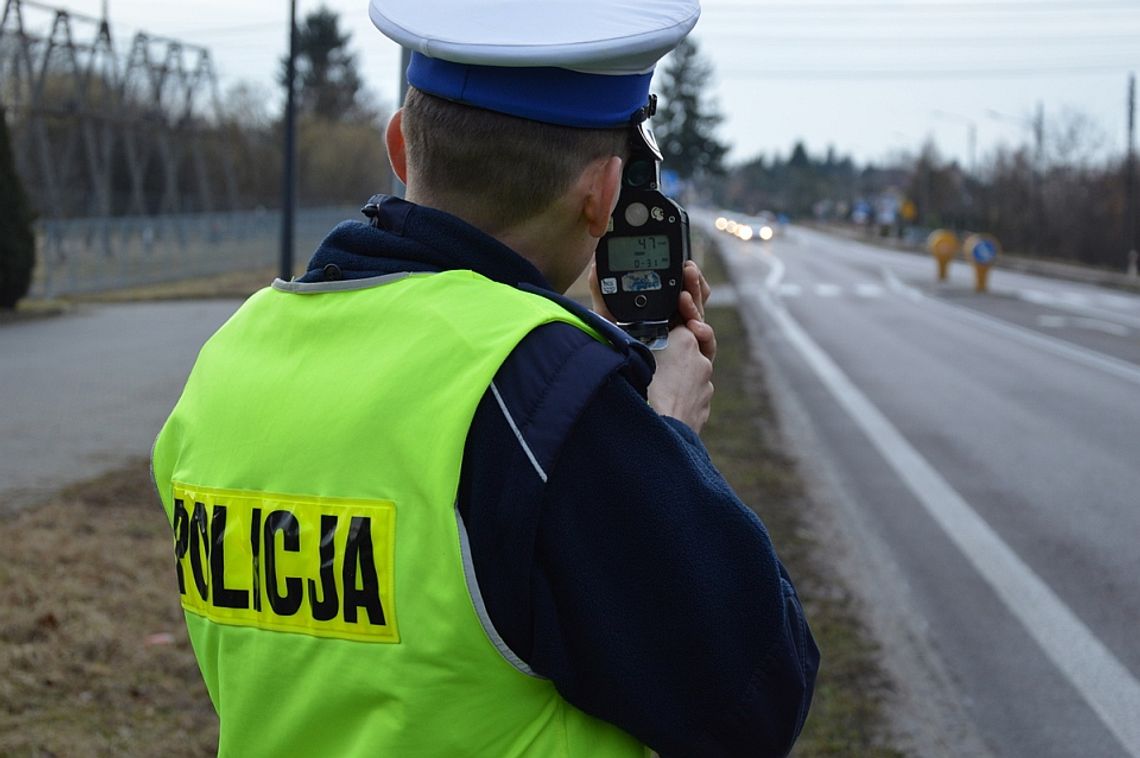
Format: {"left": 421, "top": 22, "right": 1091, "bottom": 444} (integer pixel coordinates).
{"left": 708, "top": 217, "right": 1140, "bottom": 758}
{"left": 0, "top": 300, "right": 243, "bottom": 512}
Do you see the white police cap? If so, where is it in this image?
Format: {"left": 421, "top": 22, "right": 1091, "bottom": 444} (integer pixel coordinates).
{"left": 369, "top": 0, "right": 700, "bottom": 128}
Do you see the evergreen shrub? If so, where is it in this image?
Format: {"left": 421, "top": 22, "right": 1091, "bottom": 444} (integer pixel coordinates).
{"left": 0, "top": 107, "right": 36, "bottom": 309}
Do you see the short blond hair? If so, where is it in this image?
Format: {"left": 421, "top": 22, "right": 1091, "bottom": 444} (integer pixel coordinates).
{"left": 401, "top": 87, "right": 628, "bottom": 231}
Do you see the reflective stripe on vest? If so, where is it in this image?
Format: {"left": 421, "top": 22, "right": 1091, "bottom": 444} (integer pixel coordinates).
{"left": 153, "top": 270, "right": 647, "bottom": 757}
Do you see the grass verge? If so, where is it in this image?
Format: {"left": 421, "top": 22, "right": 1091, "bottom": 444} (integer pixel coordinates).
{"left": 61, "top": 266, "right": 282, "bottom": 303}
{"left": 700, "top": 243, "right": 906, "bottom": 757}
{"left": 0, "top": 464, "right": 217, "bottom": 757}
{"left": 0, "top": 299, "right": 70, "bottom": 325}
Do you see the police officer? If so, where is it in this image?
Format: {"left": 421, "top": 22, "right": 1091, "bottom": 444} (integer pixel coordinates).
{"left": 153, "top": 1, "right": 818, "bottom": 755}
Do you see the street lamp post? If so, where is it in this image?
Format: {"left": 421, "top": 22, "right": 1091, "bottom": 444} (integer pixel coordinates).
{"left": 280, "top": 0, "right": 298, "bottom": 281}
{"left": 1127, "top": 74, "right": 1136, "bottom": 277}
{"left": 931, "top": 109, "right": 977, "bottom": 176}
{"left": 988, "top": 103, "right": 1045, "bottom": 254}
{"left": 391, "top": 47, "right": 410, "bottom": 197}
{"left": 987, "top": 104, "right": 1044, "bottom": 172}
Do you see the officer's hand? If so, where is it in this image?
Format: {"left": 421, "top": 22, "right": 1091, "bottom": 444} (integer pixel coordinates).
{"left": 681, "top": 259, "right": 712, "bottom": 316}
{"left": 677, "top": 260, "right": 716, "bottom": 363}
{"left": 648, "top": 323, "right": 714, "bottom": 434}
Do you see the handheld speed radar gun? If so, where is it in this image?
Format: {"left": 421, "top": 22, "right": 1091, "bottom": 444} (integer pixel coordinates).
{"left": 594, "top": 95, "right": 691, "bottom": 350}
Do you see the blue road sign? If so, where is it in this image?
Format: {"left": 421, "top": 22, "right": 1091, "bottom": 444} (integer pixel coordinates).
{"left": 971, "top": 238, "right": 998, "bottom": 265}
{"left": 660, "top": 169, "right": 683, "bottom": 198}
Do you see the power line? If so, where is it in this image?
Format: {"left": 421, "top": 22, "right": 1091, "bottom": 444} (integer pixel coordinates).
{"left": 699, "top": 33, "right": 1140, "bottom": 47}
{"left": 174, "top": 22, "right": 284, "bottom": 37}
{"left": 699, "top": 19, "right": 1140, "bottom": 35}
{"left": 707, "top": 0, "right": 1140, "bottom": 13}
{"left": 721, "top": 62, "right": 1135, "bottom": 80}
{"left": 702, "top": 19, "right": 1140, "bottom": 32}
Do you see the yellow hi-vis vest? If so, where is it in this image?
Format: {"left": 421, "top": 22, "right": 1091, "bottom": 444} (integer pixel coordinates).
{"left": 152, "top": 270, "right": 647, "bottom": 757}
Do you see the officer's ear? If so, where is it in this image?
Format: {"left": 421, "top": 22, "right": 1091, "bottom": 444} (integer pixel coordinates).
{"left": 386, "top": 109, "right": 408, "bottom": 183}
{"left": 584, "top": 155, "right": 623, "bottom": 239}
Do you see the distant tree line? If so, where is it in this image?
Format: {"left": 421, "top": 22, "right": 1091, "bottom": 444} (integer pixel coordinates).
{"left": 710, "top": 112, "right": 1138, "bottom": 269}
{"left": 8, "top": 4, "right": 1134, "bottom": 270}
{"left": 209, "top": 6, "right": 394, "bottom": 210}
{"left": 652, "top": 35, "right": 1135, "bottom": 269}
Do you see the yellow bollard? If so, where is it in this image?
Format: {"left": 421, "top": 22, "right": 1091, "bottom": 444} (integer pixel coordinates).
{"left": 962, "top": 233, "right": 1001, "bottom": 292}
{"left": 926, "top": 229, "right": 959, "bottom": 281}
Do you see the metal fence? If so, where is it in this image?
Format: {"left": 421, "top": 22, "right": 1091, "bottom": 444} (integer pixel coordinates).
{"left": 29, "top": 206, "right": 362, "bottom": 298}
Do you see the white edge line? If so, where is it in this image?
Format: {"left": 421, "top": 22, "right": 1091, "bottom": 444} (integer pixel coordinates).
{"left": 768, "top": 263, "right": 1140, "bottom": 756}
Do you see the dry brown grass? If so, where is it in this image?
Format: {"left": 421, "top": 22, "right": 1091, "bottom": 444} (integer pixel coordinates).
{"left": 703, "top": 306, "right": 903, "bottom": 757}
{"left": 700, "top": 247, "right": 905, "bottom": 758}
{"left": 62, "top": 267, "right": 281, "bottom": 304}
{"left": 0, "top": 462, "right": 217, "bottom": 757}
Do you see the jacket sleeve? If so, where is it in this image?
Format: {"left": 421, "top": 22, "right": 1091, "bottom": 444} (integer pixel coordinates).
{"left": 459, "top": 326, "right": 819, "bottom": 757}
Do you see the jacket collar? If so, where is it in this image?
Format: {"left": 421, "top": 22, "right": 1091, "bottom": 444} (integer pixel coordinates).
{"left": 299, "top": 195, "right": 553, "bottom": 291}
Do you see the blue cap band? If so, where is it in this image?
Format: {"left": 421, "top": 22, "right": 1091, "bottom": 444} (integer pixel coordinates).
{"left": 407, "top": 52, "right": 653, "bottom": 129}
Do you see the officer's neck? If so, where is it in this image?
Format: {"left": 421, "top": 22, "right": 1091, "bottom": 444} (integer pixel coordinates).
{"left": 408, "top": 189, "right": 594, "bottom": 294}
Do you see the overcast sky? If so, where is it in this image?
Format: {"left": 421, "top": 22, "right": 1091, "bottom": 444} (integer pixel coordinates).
{"left": 19, "top": 0, "right": 1140, "bottom": 168}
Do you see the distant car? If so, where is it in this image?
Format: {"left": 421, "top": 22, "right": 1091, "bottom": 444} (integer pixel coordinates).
{"left": 714, "top": 211, "right": 779, "bottom": 242}
{"left": 741, "top": 213, "right": 778, "bottom": 242}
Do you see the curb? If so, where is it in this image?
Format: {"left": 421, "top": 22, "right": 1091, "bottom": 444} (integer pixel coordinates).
{"left": 808, "top": 222, "right": 1140, "bottom": 295}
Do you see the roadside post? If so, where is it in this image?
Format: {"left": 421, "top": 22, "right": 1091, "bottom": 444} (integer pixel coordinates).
{"left": 926, "top": 229, "right": 959, "bottom": 282}
{"left": 963, "top": 233, "right": 1000, "bottom": 292}
{"left": 901, "top": 199, "right": 918, "bottom": 227}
